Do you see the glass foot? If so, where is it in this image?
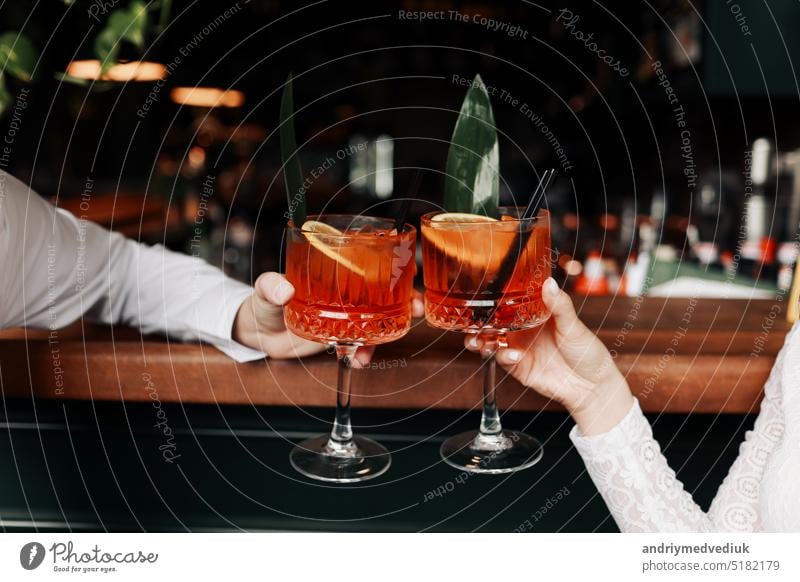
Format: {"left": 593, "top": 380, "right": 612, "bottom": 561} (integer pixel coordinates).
{"left": 290, "top": 435, "right": 391, "bottom": 483}
{"left": 440, "top": 430, "right": 543, "bottom": 474}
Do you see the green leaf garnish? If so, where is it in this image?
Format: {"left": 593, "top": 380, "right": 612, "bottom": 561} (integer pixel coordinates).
{"left": 280, "top": 73, "right": 306, "bottom": 225}
{"left": 443, "top": 74, "right": 499, "bottom": 217}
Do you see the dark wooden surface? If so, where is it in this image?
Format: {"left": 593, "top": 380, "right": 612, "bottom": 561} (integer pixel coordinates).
{"left": 0, "top": 296, "right": 784, "bottom": 532}
{"left": 0, "top": 297, "right": 791, "bottom": 413}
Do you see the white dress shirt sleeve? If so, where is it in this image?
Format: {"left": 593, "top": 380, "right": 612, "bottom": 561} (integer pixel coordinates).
{"left": 0, "top": 170, "right": 265, "bottom": 362}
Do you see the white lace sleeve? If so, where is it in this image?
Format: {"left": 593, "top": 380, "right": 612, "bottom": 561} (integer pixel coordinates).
{"left": 570, "top": 329, "right": 788, "bottom": 532}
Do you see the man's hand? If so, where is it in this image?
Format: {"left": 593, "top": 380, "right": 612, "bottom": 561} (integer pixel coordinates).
{"left": 232, "top": 272, "right": 424, "bottom": 366}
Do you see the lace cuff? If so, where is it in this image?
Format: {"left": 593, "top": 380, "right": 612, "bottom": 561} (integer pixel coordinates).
{"left": 568, "top": 398, "right": 716, "bottom": 531}
{"left": 569, "top": 398, "right": 648, "bottom": 459}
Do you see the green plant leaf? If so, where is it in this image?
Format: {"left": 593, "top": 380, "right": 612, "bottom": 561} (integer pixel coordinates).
{"left": 443, "top": 74, "right": 499, "bottom": 217}
{"left": 158, "top": 0, "right": 173, "bottom": 32}
{"left": 107, "top": 3, "right": 147, "bottom": 49}
{"left": 123, "top": 1, "right": 148, "bottom": 49}
{"left": 280, "top": 73, "right": 306, "bottom": 225}
{"left": 54, "top": 71, "right": 90, "bottom": 86}
{"left": 95, "top": 2, "right": 149, "bottom": 75}
{"left": 0, "top": 75, "right": 11, "bottom": 117}
{"left": 94, "top": 26, "right": 119, "bottom": 75}
{"left": 0, "top": 32, "right": 39, "bottom": 82}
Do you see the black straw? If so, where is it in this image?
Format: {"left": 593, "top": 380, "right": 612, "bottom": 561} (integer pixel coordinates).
{"left": 393, "top": 170, "right": 421, "bottom": 231}
{"left": 523, "top": 169, "right": 556, "bottom": 220}
{"left": 486, "top": 169, "right": 557, "bottom": 297}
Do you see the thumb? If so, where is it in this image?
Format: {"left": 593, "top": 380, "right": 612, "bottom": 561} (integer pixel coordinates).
{"left": 541, "top": 277, "right": 586, "bottom": 340}
{"left": 252, "top": 272, "right": 295, "bottom": 331}
{"left": 255, "top": 272, "right": 295, "bottom": 305}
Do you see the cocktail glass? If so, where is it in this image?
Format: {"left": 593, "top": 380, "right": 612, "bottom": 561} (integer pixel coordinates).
{"left": 421, "top": 208, "right": 551, "bottom": 474}
{"left": 284, "top": 215, "right": 416, "bottom": 482}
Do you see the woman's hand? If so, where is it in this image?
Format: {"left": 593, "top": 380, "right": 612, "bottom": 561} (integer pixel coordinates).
{"left": 233, "top": 272, "right": 424, "bottom": 367}
{"left": 465, "top": 277, "right": 634, "bottom": 435}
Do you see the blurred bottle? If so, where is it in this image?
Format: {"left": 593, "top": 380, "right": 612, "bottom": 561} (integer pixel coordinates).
{"left": 720, "top": 250, "right": 736, "bottom": 280}
{"left": 598, "top": 213, "right": 621, "bottom": 293}
{"left": 561, "top": 213, "right": 580, "bottom": 257}
{"left": 224, "top": 217, "right": 255, "bottom": 282}
{"left": 650, "top": 187, "right": 668, "bottom": 240}
{"left": 621, "top": 252, "right": 651, "bottom": 297}
{"left": 558, "top": 253, "right": 583, "bottom": 291}
{"left": 777, "top": 242, "right": 799, "bottom": 292}
{"left": 689, "top": 171, "right": 740, "bottom": 268}
{"left": 740, "top": 138, "right": 777, "bottom": 280}
{"left": 618, "top": 200, "right": 637, "bottom": 258}
{"left": 557, "top": 213, "right": 580, "bottom": 292}
{"left": 574, "top": 250, "right": 609, "bottom": 296}
{"left": 598, "top": 213, "right": 620, "bottom": 260}
{"left": 616, "top": 217, "right": 654, "bottom": 296}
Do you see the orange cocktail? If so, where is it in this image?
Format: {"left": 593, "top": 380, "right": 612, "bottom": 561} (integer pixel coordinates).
{"left": 285, "top": 216, "right": 415, "bottom": 346}
{"left": 422, "top": 209, "right": 551, "bottom": 332}
{"left": 284, "top": 215, "right": 416, "bottom": 483}
{"left": 421, "top": 208, "right": 551, "bottom": 474}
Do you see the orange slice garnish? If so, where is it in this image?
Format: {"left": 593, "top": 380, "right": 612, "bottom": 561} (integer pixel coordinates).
{"left": 430, "top": 212, "right": 498, "bottom": 224}
{"left": 424, "top": 213, "right": 517, "bottom": 274}
{"left": 301, "top": 220, "right": 366, "bottom": 277}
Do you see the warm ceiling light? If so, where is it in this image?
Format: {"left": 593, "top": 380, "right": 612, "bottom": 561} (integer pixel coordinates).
{"left": 169, "top": 87, "right": 245, "bottom": 108}
{"left": 65, "top": 59, "right": 167, "bottom": 82}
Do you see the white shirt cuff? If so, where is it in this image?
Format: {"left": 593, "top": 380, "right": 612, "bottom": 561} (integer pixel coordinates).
{"left": 193, "top": 281, "right": 267, "bottom": 363}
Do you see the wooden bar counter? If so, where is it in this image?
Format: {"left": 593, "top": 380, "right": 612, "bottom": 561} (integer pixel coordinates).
{"left": 0, "top": 297, "right": 790, "bottom": 414}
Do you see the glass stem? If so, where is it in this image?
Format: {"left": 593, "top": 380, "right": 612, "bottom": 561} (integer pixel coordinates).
{"left": 474, "top": 333, "right": 511, "bottom": 451}
{"left": 479, "top": 336, "right": 503, "bottom": 437}
{"left": 327, "top": 344, "right": 358, "bottom": 454}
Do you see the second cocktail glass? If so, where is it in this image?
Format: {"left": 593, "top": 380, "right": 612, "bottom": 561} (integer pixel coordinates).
{"left": 284, "top": 215, "right": 416, "bottom": 483}
{"left": 422, "top": 208, "right": 551, "bottom": 474}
